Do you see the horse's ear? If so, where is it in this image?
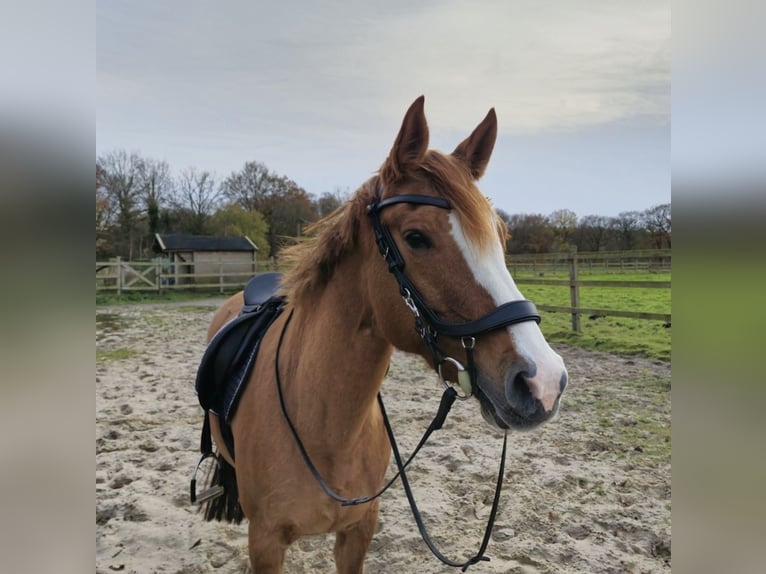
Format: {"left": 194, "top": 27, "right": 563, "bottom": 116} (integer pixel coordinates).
{"left": 383, "top": 95, "right": 429, "bottom": 180}
{"left": 452, "top": 108, "right": 497, "bottom": 179}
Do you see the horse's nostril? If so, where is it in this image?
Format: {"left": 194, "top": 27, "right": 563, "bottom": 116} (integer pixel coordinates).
{"left": 507, "top": 371, "right": 537, "bottom": 417}
{"left": 511, "top": 371, "right": 530, "bottom": 396}
{"left": 559, "top": 372, "right": 568, "bottom": 393}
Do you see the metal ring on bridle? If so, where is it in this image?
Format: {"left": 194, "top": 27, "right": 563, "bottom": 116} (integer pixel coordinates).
{"left": 437, "top": 356, "right": 473, "bottom": 400}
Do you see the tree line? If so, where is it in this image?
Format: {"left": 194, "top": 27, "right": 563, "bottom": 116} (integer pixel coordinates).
{"left": 96, "top": 150, "right": 348, "bottom": 260}
{"left": 96, "top": 149, "right": 670, "bottom": 260}
{"left": 497, "top": 205, "right": 670, "bottom": 254}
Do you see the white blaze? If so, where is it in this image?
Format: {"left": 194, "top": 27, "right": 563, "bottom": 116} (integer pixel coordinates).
{"left": 448, "top": 212, "right": 566, "bottom": 410}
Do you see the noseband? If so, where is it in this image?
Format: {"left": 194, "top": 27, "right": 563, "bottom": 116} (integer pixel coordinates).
{"left": 366, "top": 188, "right": 541, "bottom": 398}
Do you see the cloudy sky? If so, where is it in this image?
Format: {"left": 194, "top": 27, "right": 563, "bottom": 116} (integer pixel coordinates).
{"left": 97, "top": 0, "right": 670, "bottom": 217}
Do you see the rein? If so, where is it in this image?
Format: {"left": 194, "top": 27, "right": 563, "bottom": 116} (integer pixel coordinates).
{"left": 274, "top": 308, "right": 458, "bottom": 506}
{"left": 274, "top": 307, "right": 504, "bottom": 570}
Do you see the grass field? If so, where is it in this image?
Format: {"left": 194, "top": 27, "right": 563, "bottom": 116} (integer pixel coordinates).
{"left": 96, "top": 272, "right": 671, "bottom": 362}
{"left": 515, "top": 272, "right": 671, "bottom": 361}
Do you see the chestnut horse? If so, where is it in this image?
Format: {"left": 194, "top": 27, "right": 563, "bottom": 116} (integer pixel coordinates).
{"left": 201, "top": 96, "right": 567, "bottom": 573}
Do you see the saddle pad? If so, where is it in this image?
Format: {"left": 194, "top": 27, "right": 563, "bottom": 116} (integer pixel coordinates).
{"left": 195, "top": 296, "right": 285, "bottom": 424}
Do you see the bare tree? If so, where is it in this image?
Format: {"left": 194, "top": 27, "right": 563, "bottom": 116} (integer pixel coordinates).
{"left": 173, "top": 167, "right": 220, "bottom": 234}
{"left": 220, "top": 161, "right": 277, "bottom": 213}
{"left": 577, "top": 215, "right": 611, "bottom": 252}
{"left": 642, "top": 203, "right": 671, "bottom": 248}
{"left": 505, "top": 213, "right": 555, "bottom": 254}
{"left": 96, "top": 163, "right": 116, "bottom": 257}
{"left": 267, "top": 178, "right": 316, "bottom": 253}
{"left": 612, "top": 211, "right": 642, "bottom": 250}
{"left": 495, "top": 208, "right": 513, "bottom": 228}
{"left": 221, "top": 160, "right": 317, "bottom": 255}
{"left": 549, "top": 208, "right": 578, "bottom": 250}
{"left": 139, "top": 158, "right": 172, "bottom": 237}
{"left": 314, "top": 187, "right": 350, "bottom": 218}
{"left": 97, "top": 150, "right": 146, "bottom": 259}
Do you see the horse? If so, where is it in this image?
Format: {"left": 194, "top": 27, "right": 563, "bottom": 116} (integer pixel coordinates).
{"left": 198, "top": 96, "right": 568, "bottom": 573}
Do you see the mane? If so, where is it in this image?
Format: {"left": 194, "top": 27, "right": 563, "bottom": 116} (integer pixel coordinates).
{"left": 280, "top": 150, "right": 507, "bottom": 306}
{"left": 279, "top": 183, "right": 373, "bottom": 305}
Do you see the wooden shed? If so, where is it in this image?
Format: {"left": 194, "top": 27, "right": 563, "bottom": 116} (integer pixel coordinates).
{"left": 152, "top": 233, "right": 258, "bottom": 286}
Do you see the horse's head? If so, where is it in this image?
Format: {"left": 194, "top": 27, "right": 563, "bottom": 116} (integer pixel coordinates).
{"left": 367, "top": 96, "right": 567, "bottom": 431}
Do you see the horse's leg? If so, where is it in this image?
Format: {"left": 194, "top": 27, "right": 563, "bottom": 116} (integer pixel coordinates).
{"left": 247, "top": 521, "right": 290, "bottom": 574}
{"left": 333, "top": 501, "right": 380, "bottom": 574}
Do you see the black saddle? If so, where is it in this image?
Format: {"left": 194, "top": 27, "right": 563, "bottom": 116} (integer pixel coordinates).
{"left": 195, "top": 272, "right": 286, "bottom": 456}
{"left": 242, "top": 271, "right": 283, "bottom": 313}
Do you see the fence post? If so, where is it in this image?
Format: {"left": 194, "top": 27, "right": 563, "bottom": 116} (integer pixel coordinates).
{"left": 155, "top": 258, "right": 162, "bottom": 294}
{"left": 116, "top": 256, "right": 122, "bottom": 295}
{"left": 568, "top": 248, "right": 580, "bottom": 332}
{"left": 219, "top": 261, "right": 224, "bottom": 294}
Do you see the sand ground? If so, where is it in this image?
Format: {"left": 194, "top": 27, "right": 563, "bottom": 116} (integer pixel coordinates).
{"left": 96, "top": 301, "right": 670, "bottom": 573}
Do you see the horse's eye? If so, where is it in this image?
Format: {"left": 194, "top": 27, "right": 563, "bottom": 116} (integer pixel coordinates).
{"left": 403, "top": 230, "right": 432, "bottom": 250}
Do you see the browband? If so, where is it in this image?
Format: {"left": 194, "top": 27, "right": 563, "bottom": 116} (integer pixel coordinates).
{"left": 367, "top": 194, "right": 451, "bottom": 213}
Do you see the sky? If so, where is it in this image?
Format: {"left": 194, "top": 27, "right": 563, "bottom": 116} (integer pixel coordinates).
{"left": 97, "top": 0, "right": 670, "bottom": 218}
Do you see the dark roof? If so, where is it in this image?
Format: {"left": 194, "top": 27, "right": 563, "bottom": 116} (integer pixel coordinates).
{"left": 153, "top": 234, "right": 258, "bottom": 253}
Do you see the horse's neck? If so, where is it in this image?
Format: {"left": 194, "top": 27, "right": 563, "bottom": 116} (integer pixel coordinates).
{"left": 287, "top": 265, "right": 392, "bottom": 443}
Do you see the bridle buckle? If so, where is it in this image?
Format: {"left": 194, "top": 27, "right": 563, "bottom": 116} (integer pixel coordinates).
{"left": 401, "top": 288, "right": 420, "bottom": 318}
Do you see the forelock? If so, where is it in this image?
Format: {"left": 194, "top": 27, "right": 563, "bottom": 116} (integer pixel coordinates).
{"left": 418, "top": 151, "right": 502, "bottom": 250}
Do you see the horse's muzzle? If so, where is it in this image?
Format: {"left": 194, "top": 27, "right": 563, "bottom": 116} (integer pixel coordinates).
{"left": 477, "top": 367, "right": 567, "bottom": 431}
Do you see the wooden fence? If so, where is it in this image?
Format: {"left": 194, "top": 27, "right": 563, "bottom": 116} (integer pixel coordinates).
{"left": 507, "top": 248, "right": 671, "bottom": 276}
{"left": 510, "top": 249, "right": 671, "bottom": 331}
{"left": 95, "top": 257, "right": 276, "bottom": 294}
{"left": 97, "top": 249, "right": 671, "bottom": 332}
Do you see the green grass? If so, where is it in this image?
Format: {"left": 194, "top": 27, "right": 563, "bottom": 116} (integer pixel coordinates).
{"left": 96, "top": 348, "right": 139, "bottom": 362}
{"left": 518, "top": 272, "right": 671, "bottom": 361}
{"left": 568, "top": 373, "right": 671, "bottom": 465}
{"left": 95, "top": 272, "right": 671, "bottom": 361}
{"left": 95, "top": 312, "right": 127, "bottom": 332}
{"left": 601, "top": 377, "right": 671, "bottom": 460}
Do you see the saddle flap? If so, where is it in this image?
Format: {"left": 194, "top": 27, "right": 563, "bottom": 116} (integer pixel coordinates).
{"left": 195, "top": 295, "right": 285, "bottom": 417}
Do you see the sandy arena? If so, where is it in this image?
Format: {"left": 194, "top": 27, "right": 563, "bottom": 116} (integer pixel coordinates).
{"left": 96, "top": 301, "right": 670, "bottom": 573}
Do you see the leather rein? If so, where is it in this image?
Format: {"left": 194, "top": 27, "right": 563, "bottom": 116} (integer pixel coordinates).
{"left": 274, "top": 188, "right": 542, "bottom": 570}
